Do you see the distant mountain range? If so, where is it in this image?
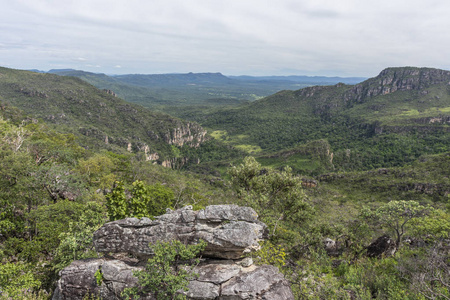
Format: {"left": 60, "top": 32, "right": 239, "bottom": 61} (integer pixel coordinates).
{"left": 0, "top": 67, "right": 213, "bottom": 166}
{"left": 8, "top": 66, "right": 450, "bottom": 173}
{"left": 42, "top": 69, "right": 366, "bottom": 114}
{"left": 46, "top": 68, "right": 365, "bottom": 86}
{"left": 229, "top": 74, "right": 365, "bottom": 85}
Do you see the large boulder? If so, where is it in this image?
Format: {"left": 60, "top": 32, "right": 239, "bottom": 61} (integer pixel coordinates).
{"left": 52, "top": 258, "right": 147, "bottom": 300}
{"left": 93, "top": 205, "right": 267, "bottom": 260}
{"left": 366, "top": 235, "right": 397, "bottom": 258}
{"left": 53, "top": 258, "right": 294, "bottom": 300}
{"left": 53, "top": 205, "right": 294, "bottom": 300}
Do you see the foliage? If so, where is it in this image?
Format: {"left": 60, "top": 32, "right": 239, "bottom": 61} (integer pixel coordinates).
{"left": 409, "top": 209, "right": 450, "bottom": 240}
{"left": 0, "top": 262, "right": 41, "bottom": 299}
{"left": 397, "top": 247, "right": 450, "bottom": 300}
{"left": 229, "top": 157, "right": 313, "bottom": 230}
{"left": 105, "top": 181, "right": 128, "bottom": 220}
{"left": 0, "top": 66, "right": 449, "bottom": 299}
{"left": 0, "top": 66, "right": 219, "bottom": 164}
{"left": 94, "top": 269, "right": 103, "bottom": 286}
{"left": 361, "top": 200, "right": 432, "bottom": 246}
{"left": 52, "top": 202, "right": 106, "bottom": 273}
{"left": 252, "top": 240, "right": 286, "bottom": 270}
{"left": 77, "top": 153, "right": 116, "bottom": 187}
{"left": 122, "top": 240, "right": 207, "bottom": 300}
{"left": 106, "top": 180, "right": 174, "bottom": 220}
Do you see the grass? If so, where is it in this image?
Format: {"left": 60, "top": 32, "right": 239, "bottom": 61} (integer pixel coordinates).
{"left": 234, "top": 144, "right": 262, "bottom": 154}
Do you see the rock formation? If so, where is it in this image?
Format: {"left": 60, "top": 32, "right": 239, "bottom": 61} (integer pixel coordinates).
{"left": 344, "top": 67, "right": 450, "bottom": 103}
{"left": 366, "top": 235, "right": 397, "bottom": 258}
{"left": 163, "top": 122, "right": 207, "bottom": 148}
{"left": 53, "top": 205, "right": 294, "bottom": 300}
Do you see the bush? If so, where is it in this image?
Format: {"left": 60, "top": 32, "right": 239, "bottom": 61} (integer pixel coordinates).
{"left": 122, "top": 240, "right": 207, "bottom": 300}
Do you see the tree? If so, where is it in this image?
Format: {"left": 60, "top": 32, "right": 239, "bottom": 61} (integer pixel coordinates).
{"left": 361, "top": 200, "right": 432, "bottom": 247}
{"left": 0, "top": 262, "right": 41, "bottom": 299}
{"left": 228, "top": 157, "right": 312, "bottom": 234}
{"left": 77, "top": 153, "right": 116, "bottom": 188}
{"left": 106, "top": 180, "right": 174, "bottom": 221}
{"left": 122, "top": 240, "right": 206, "bottom": 300}
{"left": 52, "top": 202, "right": 107, "bottom": 273}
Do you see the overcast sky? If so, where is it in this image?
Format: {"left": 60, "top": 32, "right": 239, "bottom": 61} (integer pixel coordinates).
{"left": 1, "top": 0, "right": 449, "bottom": 77}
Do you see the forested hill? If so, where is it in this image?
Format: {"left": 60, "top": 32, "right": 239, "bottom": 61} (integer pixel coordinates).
{"left": 0, "top": 67, "right": 212, "bottom": 164}
{"left": 46, "top": 69, "right": 365, "bottom": 115}
{"left": 198, "top": 67, "right": 450, "bottom": 171}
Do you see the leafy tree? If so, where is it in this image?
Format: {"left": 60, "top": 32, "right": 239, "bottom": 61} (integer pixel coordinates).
{"left": 0, "top": 198, "right": 22, "bottom": 239}
{"left": 77, "top": 153, "right": 116, "bottom": 188}
{"left": 361, "top": 200, "right": 432, "bottom": 246}
{"left": 229, "top": 157, "right": 313, "bottom": 232}
{"left": 409, "top": 208, "right": 450, "bottom": 241}
{"left": 106, "top": 180, "right": 174, "bottom": 221}
{"left": 122, "top": 240, "right": 207, "bottom": 300}
{"left": 52, "top": 202, "right": 107, "bottom": 272}
{"left": 0, "top": 262, "right": 41, "bottom": 299}
{"left": 105, "top": 181, "right": 129, "bottom": 220}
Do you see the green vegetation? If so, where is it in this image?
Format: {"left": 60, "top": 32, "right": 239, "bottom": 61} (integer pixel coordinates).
{"left": 122, "top": 240, "right": 207, "bottom": 300}
{"left": 48, "top": 69, "right": 363, "bottom": 119}
{"left": 197, "top": 67, "right": 450, "bottom": 172}
{"left": 0, "top": 66, "right": 233, "bottom": 165}
{"left": 0, "top": 66, "right": 448, "bottom": 299}
{"left": 106, "top": 180, "right": 174, "bottom": 220}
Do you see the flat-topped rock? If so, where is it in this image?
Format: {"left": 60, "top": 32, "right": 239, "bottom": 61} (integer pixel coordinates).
{"left": 93, "top": 205, "right": 266, "bottom": 260}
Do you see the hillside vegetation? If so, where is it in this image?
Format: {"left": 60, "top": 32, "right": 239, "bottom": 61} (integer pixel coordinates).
{"left": 0, "top": 67, "right": 241, "bottom": 166}
{"left": 48, "top": 69, "right": 365, "bottom": 118}
{"left": 0, "top": 66, "right": 448, "bottom": 299}
{"left": 198, "top": 67, "right": 450, "bottom": 173}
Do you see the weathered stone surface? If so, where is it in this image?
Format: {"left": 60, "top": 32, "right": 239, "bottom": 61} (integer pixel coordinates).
{"left": 54, "top": 205, "right": 293, "bottom": 300}
{"left": 220, "top": 265, "right": 294, "bottom": 299}
{"left": 195, "top": 260, "right": 241, "bottom": 284}
{"left": 93, "top": 205, "right": 266, "bottom": 260}
{"left": 184, "top": 281, "right": 220, "bottom": 300}
{"left": 52, "top": 258, "right": 152, "bottom": 300}
{"left": 53, "top": 259, "right": 294, "bottom": 300}
{"left": 366, "top": 235, "right": 397, "bottom": 258}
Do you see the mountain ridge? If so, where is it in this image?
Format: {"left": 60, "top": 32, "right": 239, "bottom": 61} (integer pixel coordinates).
{"left": 0, "top": 67, "right": 209, "bottom": 164}
{"left": 198, "top": 66, "right": 450, "bottom": 171}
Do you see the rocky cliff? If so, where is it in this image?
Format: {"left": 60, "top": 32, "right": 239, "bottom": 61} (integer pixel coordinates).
{"left": 0, "top": 67, "right": 209, "bottom": 165}
{"left": 163, "top": 122, "right": 207, "bottom": 148}
{"left": 53, "top": 205, "right": 294, "bottom": 300}
{"left": 344, "top": 67, "right": 450, "bottom": 103}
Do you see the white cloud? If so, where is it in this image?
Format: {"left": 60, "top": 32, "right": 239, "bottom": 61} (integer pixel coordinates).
{"left": 0, "top": 0, "right": 449, "bottom": 76}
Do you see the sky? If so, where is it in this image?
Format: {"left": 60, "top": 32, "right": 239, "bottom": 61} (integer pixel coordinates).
{"left": 1, "top": 0, "right": 449, "bottom": 77}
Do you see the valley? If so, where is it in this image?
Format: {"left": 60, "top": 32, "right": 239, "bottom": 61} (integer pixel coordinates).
{"left": 0, "top": 66, "right": 449, "bottom": 299}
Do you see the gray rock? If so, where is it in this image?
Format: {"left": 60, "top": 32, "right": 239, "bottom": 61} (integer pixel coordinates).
{"left": 54, "top": 205, "right": 294, "bottom": 300}
{"left": 221, "top": 265, "right": 294, "bottom": 299}
{"left": 184, "top": 281, "right": 220, "bottom": 300}
{"left": 93, "top": 205, "right": 266, "bottom": 260}
{"left": 52, "top": 258, "right": 102, "bottom": 300}
{"left": 366, "top": 235, "right": 397, "bottom": 258}
{"left": 53, "top": 259, "right": 294, "bottom": 300}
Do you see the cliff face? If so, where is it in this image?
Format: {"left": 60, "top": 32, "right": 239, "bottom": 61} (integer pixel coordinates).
{"left": 53, "top": 205, "right": 294, "bottom": 300}
{"left": 344, "top": 67, "right": 450, "bottom": 103}
{"left": 163, "top": 122, "right": 207, "bottom": 148}
{"left": 0, "top": 67, "right": 210, "bottom": 166}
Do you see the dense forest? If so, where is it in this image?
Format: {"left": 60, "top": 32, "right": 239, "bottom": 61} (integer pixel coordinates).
{"left": 0, "top": 66, "right": 449, "bottom": 299}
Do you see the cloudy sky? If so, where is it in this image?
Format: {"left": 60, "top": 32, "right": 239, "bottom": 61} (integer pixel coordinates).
{"left": 1, "top": 0, "right": 449, "bottom": 77}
